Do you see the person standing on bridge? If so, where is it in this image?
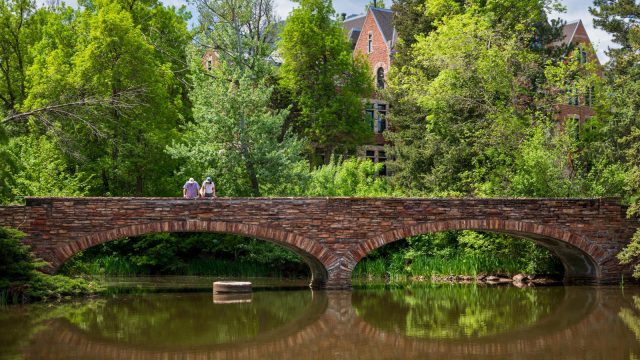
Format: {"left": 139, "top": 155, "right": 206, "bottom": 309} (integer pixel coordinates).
{"left": 183, "top": 178, "right": 200, "bottom": 199}
{"left": 200, "top": 177, "right": 216, "bottom": 198}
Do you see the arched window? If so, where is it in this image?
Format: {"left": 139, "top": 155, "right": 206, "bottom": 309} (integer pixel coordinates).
{"left": 376, "top": 67, "right": 385, "bottom": 89}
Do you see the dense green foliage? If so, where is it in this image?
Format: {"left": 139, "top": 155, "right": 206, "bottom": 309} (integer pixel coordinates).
{"left": 61, "top": 233, "right": 309, "bottom": 277}
{"left": 0, "top": 227, "right": 99, "bottom": 304}
{"left": 589, "top": 0, "right": 640, "bottom": 276}
{"left": 353, "top": 231, "right": 561, "bottom": 279}
{"left": 2, "top": 0, "right": 640, "bottom": 285}
{"left": 278, "top": 0, "right": 373, "bottom": 163}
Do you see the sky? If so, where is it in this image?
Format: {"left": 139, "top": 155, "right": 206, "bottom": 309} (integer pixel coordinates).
{"left": 56, "top": 0, "right": 617, "bottom": 62}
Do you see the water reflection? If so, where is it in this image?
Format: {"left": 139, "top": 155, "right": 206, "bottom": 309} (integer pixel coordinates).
{"left": 352, "top": 285, "right": 575, "bottom": 339}
{"left": 2, "top": 285, "right": 640, "bottom": 360}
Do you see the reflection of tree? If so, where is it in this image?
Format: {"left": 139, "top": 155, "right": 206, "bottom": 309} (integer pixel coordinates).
{"left": 353, "top": 284, "right": 564, "bottom": 339}
{"left": 0, "top": 290, "right": 313, "bottom": 352}
{"left": 619, "top": 296, "right": 640, "bottom": 351}
{"left": 60, "top": 291, "right": 312, "bottom": 347}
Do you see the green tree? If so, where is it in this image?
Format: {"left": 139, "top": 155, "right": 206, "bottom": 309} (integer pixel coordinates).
{"left": 589, "top": 0, "right": 640, "bottom": 277}
{"left": 1, "top": 136, "right": 92, "bottom": 203}
{"left": 0, "top": 227, "right": 35, "bottom": 285}
{"left": 20, "top": 0, "right": 189, "bottom": 196}
{"left": 0, "top": 0, "right": 43, "bottom": 115}
{"left": 278, "top": 0, "right": 373, "bottom": 163}
{"left": 167, "top": 64, "right": 307, "bottom": 197}
{"left": 365, "top": 0, "right": 386, "bottom": 10}
{"left": 304, "top": 157, "right": 390, "bottom": 197}
{"left": 385, "top": 0, "right": 455, "bottom": 194}
{"left": 386, "top": 0, "right": 566, "bottom": 195}
{"left": 169, "top": 0, "right": 307, "bottom": 197}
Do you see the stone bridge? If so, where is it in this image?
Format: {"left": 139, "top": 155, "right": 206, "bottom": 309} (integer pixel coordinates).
{"left": 0, "top": 197, "right": 637, "bottom": 289}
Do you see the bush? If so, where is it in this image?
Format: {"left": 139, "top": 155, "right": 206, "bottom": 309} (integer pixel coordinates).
{"left": 0, "top": 226, "right": 101, "bottom": 304}
{"left": 0, "top": 227, "right": 39, "bottom": 281}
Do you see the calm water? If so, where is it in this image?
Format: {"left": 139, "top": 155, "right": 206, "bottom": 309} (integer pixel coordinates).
{"left": 2, "top": 284, "right": 640, "bottom": 359}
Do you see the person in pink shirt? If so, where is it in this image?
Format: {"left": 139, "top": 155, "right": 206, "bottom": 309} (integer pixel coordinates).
{"left": 183, "top": 178, "right": 200, "bottom": 199}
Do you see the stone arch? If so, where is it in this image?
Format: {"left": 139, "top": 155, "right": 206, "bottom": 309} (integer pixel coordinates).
{"left": 53, "top": 220, "right": 338, "bottom": 289}
{"left": 355, "top": 219, "right": 600, "bottom": 282}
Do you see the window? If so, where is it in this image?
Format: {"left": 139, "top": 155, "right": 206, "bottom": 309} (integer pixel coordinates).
{"left": 378, "top": 151, "right": 387, "bottom": 176}
{"left": 206, "top": 59, "right": 212, "bottom": 71}
{"left": 586, "top": 86, "right": 595, "bottom": 107}
{"left": 365, "top": 103, "right": 375, "bottom": 131}
{"left": 568, "top": 85, "right": 579, "bottom": 106}
{"left": 377, "top": 67, "right": 385, "bottom": 89}
{"left": 366, "top": 150, "right": 376, "bottom": 161}
{"left": 376, "top": 104, "right": 387, "bottom": 134}
{"left": 363, "top": 149, "right": 388, "bottom": 176}
{"left": 368, "top": 33, "right": 372, "bottom": 53}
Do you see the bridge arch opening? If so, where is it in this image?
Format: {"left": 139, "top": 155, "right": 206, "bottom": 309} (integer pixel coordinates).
{"left": 354, "top": 219, "right": 599, "bottom": 283}
{"left": 54, "top": 220, "right": 331, "bottom": 289}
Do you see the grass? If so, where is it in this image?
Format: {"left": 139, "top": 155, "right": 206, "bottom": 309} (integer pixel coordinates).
{"left": 353, "top": 254, "right": 529, "bottom": 280}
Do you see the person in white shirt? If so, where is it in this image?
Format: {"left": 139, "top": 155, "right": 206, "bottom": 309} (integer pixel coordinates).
{"left": 200, "top": 177, "right": 216, "bottom": 198}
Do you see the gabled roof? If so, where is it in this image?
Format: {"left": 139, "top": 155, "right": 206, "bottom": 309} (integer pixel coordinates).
{"left": 343, "top": 14, "right": 366, "bottom": 34}
{"left": 370, "top": 8, "right": 395, "bottom": 46}
{"left": 551, "top": 20, "right": 583, "bottom": 48}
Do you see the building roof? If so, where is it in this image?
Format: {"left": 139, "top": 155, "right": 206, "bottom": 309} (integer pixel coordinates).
{"left": 343, "top": 14, "right": 366, "bottom": 34}
{"left": 551, "top": 20, "right": 583, "bottom": 48}
{"left": 370, "top": 8, "right": 395, "bottom": 46}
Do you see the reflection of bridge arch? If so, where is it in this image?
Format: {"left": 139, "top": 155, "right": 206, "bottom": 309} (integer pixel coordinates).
{"left": 24, "top": 288, "right": 640, "bottom": 359}
{"left": 58, "top": 220, "right": 339, "bottom": 289}
{"left": 357, "top": 219, "right": 599, "bottom": 282}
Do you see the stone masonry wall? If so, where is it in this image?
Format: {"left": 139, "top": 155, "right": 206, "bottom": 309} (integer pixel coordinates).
{"left": 0, "top": 197, "right": 637, "bottom": 289}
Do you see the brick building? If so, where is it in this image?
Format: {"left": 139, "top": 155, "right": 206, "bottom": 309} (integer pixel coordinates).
{"left": 550, "top": 20, "right": 601, "bottom": 122}
{"left": 344, "top": 11, "right": 601, "bottom": 174}
{"left": 343, "top": 8, "right": 395, "bottom": 174}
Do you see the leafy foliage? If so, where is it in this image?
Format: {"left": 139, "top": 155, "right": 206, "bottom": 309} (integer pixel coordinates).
{"left": 61, "top": 232, "right": 309, "bottom": 277}
{"left": 303, "top": 157, "right": 390, "bottom": 197}
{"left": 1, "top": 136, "right": 91, "bottom": 203}
{"left": 0, "top": 227, "right": 99, "bottom": 303}
{"left": 588, "top": 0, "right": 640, "bottom": 276}
{"left": 278, "top": 0, "right": 373, "bottom": 162}
{"left": 167, "top": 64, "right": 307, "bottom": 197}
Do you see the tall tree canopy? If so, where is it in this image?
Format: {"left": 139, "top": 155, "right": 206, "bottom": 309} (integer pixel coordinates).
{"left": 278, "top": 0, "right": 373, "bottom": 163}
{"left": 0, "top": 0, "right": 192, "bottom": 199}
{"left": 168, "top": 0, "right": 307, "bottom": 197}
{"left": 384, "top": 0, "right": 609, "bottom": 197}
{"left": 589, "top": 0, "right": 640, "bottom": 277}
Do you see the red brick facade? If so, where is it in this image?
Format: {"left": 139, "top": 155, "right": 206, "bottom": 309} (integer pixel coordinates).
{"left": 0, "top": 197, "right": 637, "bottom": 289}
{"left": 552, "top": 20, "right": 600, "bottom": 122}
{"left": 351, "top": 8, "right": 392, "bottom": 99}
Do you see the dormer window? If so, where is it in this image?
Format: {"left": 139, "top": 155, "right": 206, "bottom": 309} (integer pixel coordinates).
{"left": 368, "top": 33, "right": 372, "bottom": 53}
{"left": 376, "top": 67, "right": 385, "bottom": 89}
{"left": 206, "top": 59, "right": 212, "bottom": 71}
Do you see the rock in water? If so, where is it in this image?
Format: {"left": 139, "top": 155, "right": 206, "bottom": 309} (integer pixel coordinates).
{"left": 213, "top": 281, "right": 252, "bottom": 294}
{"left": 513, "top": 273, "right": 528, "bottom": 282}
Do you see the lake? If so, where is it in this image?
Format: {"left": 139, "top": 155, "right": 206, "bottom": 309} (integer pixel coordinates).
{"left": 1, "top": 282, "right": 639, "bottom": 359}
